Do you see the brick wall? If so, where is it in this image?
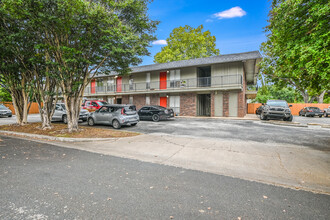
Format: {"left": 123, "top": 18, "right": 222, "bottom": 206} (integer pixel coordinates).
{"left": 122, "top": 96, "right": 129, "bottom": 104}
{"left": 180, "top": 93, "right": 196, "bottom": 116}
{"left": 210, "top": 92, "right": 215, "bottom": 117}
{"left": 150, "top": 94, "right": 159, "bottom": 106}
{"left": 223, "top": 92, "right": 229, "bottom": 117}
{"left": 132, "top": 94, "right": 146, "bottom": 110}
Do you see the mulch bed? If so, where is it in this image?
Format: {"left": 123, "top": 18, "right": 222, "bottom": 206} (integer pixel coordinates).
{"left": 0, "top": 123, "right": 139, "bottom": 138}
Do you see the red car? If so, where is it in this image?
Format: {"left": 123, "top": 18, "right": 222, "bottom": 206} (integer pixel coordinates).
{"left": 82, "top": 100, "right": 107, "bottom": 111}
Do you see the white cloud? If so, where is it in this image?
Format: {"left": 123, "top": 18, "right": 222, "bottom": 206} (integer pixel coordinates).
{"left": 152, "top": 40, "right": 167, "bottom": 45}
{"left": 205, "top": 19, "right": 213, "bottom": 23}
{"left": 213, "top": 6, "right": 246, "bottom": 19}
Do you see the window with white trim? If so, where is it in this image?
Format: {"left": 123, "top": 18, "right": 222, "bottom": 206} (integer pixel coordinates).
{"left": 170, "top": 96, "right": 180, "bottom": 114}
{"left": 129, "top": 96, "right": 133, "bottom": 104}
{"left": 169, "top": 69, "right": 180, "bottom": 88}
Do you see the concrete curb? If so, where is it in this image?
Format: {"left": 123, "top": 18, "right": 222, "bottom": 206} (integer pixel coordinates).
{"left": 0, "top": 130, "right": 118, "bottom": 142}
{"left": 176, "top": 116, "right": 259, "bottom": 121}
{"left": 261, "top": 121, "right": 308, "bottom": 127}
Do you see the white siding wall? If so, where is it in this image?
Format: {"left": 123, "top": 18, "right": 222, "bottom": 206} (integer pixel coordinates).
{"left": 229, "top": 92, "right": 238, "bottom": 117}
{"left": 214, "top": 93, "right": 223, "bottom": 117}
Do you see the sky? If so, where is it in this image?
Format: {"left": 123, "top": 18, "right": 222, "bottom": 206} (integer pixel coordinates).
{"left": 141, "top": 0, "right": 271, "bottom": 66}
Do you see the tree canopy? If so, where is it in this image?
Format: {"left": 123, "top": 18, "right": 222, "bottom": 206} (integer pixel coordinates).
{"left": 154, "top": 25, "right": 220, "bottom": 63}
{"left": 0, "top": 0, "right": 158, "bottom": 131}
{"left": 260, "top": 0, "right": 330, "bottom": 103}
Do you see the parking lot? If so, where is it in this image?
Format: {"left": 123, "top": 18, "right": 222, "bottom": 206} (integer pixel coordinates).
{"left": 1, "top": 114, "right": 330, "bottom": 149}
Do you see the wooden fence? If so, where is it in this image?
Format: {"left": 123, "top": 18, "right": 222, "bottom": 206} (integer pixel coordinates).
{"left": 0, "top": 102, "right": 40, "bottom": 115}
{"left": 248, "top": 103, "right": 330, "bottom": 116}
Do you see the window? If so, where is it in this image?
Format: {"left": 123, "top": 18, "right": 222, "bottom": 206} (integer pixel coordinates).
{"left": 129, "top": 96, "right": 133, "bottom": 104}
{"left": 141, "top": 107, "right": 150, "bottom": 111}
{"left": 107, "top": 78, "right": 115, "bottom": 92}
{"left": 92, "top": 102, "right": 98, "bottom": 107}
{"left": 146, "top": 73, "right": 150, "bottom": 89}
{"left": 170, "top": 96, "right": 180, "bottom": 114}
{"left": 169, "top": 69, "right": 180, "bottom": 88}
{"left": 146, "top": 96, "right": 150, "bottom": 105}
{"left": 129, "top": 78, "right": 134, "bottom": 90}
{"left": 99, "top": 106, "right": 108, "bottom": 112}
{"left": 107, "top": 97, "right": 115, "bottom": 104}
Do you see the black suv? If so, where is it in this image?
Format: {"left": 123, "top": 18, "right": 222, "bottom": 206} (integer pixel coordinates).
{"left": 260, "top": 100, "right": 293, "bottom": 121}
{"left": 138, "top": 105, "right": 174, "bottom": 122}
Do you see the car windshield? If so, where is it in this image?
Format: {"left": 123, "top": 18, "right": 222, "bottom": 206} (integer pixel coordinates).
{"left": 266, "top": 101, "right": 288, "bottom": 107}
{"left": 124, "top": 106, "right": 135, "bottom": 112}
{"left": 97, "top": 101, "right": 107, "bottom": 106}
{"left": 0, "top": 105, "right": 8, "bottom": 110}
{"left": 309, "top": 107, "right": 320, "bottom": 110}
{"left": 61, "top": 104, "right": 66, "bottom": 110}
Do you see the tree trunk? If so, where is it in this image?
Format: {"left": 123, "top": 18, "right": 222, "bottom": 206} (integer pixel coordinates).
{"left": 63, "top": 95, "right": 82, "bottom": 133}
{"left": 37, "top": 104, "right": 53, "bottom": 130}
{"left": 10, "top": 89, "right": 28, "bottom": 126}
{"left": 317, "top": 91, "right": 326, "bottom": 103}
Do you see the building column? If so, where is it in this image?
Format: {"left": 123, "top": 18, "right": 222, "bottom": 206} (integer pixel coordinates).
{"left": 223, "top": 92, "right": 229, "bottom": 117}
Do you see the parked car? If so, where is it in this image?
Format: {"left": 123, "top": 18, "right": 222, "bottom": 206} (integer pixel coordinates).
{"left": 138, "top": 105, "right": 174, "bottom": 122}
{"left": 0, "top": 104, "right": 12, "bottom": 117}
{"left": 299, "top": 107, "right": 324, "bottom": 117}
{"left": 81, "top": 100, "right": 107, "bottom": 111}
{"left": 87, "top": 104, "right": 139, "bottom": 129}
{"left": 323, "top": 106, "right": 330, "bottom": 117}
{"left": 260, "top": 100, "right": 293, "bottom": 121}
{"left": 52, "top": 103, "right": 90, "bottom": 123}
{"left": 255, "top": 105, "right": 264, "bottom": 115}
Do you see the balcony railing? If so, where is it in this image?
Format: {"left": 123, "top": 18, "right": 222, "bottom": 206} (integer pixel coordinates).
{"left": 84, "top": 74, "right": 242, "bottom": 95}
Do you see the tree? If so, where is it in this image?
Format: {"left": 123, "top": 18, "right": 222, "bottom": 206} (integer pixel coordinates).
{"left": 154, "top": 25, "right": 220, "bottom": 63}
{"left": 260, "top": 0, "right": 330, "bottom": 103}
{"left": 0, "top": 86, "right": 12, "bottom": 102}
{"left": 0, "top": 6, "right": 34, "bottom": 125}
{"left": 2, "top": 0, "right": 158, "bottom": 132}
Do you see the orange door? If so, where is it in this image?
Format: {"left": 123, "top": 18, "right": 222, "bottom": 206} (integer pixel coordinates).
{"left": 91, "top": 79, "right": 95, "bottom": 94}
{"left": 160, "top": 97, "right": 167, "bottom": 108}
{"left": 116, "top": 77, "right": 122, "bottom": 92}
{"left": 159, "top": 72, "right": 167, "bottom": 90}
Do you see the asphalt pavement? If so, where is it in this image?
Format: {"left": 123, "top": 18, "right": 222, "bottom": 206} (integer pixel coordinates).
{"left": 116, "top": 118, "right": 330, "bottom": 150}
{"left": 1, "top": 135, "right": 330, "bottom": 219}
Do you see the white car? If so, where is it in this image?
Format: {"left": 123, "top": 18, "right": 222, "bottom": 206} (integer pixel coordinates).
{"left": 0, "top": 104, "right": 12, "bottom": 117}
{"left": 52, "top": 103, "right": 89, "bottom": 123}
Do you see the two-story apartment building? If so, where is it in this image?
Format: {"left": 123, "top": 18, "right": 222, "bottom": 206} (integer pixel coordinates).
{"left": 83, "top": 51, "right": 262, "bottom": 117}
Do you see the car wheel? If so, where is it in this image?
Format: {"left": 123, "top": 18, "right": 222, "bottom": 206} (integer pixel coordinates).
{"left": 112, "top": 119, "right": 121, "bottom": 129}
{"left": 319, "top": 115, "right": 322, "bottom": 118}
{"left": 88, "top": 118, "right": 95, "bottom": 126}
{"left": 131, "top": 123, "right": 137, "bottom": 126}
{"left": 152, "top": 114, "right": 160, "bottom": 122}
{"left": 8, "top": 115, "right": 12, "bottom": 117}
{"left": 325, "top": 114, "right": 328, "bottom": 117}
{"left": 62, "top": 115, "right": 68, "bottom": 124}
{"left": 288, "top": 115, "right": 293, "bottom": 122}
{"left": 260, "top": 113, "right": 267, "bottom": 120}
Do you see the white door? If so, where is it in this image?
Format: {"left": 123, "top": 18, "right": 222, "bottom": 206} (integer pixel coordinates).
{"left": 214, "top": 93, "right": 223, "bottom": 117}
{"left": 229, "top": 92, "right": 238, "bottom": 117}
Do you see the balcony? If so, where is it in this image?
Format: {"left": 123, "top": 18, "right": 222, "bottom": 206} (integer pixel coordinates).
{"left": 84, "top": 74, "right": 242, "bottom": 95}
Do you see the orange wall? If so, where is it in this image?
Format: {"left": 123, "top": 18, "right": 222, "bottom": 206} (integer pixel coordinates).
{"left": 1, "top": 102, "right": 40, "bottom": 115}
{"left": 247, "top": 103, "right": 330, "bottom": 115}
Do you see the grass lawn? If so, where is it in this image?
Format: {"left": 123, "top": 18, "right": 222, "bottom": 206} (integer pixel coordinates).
{"left": 0, "top": 123, "right": 139, "bottom": 138}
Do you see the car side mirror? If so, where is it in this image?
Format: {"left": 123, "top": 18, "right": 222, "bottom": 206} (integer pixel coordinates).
{"left": 289, "top": 105, "right": 292, "bottom": 107}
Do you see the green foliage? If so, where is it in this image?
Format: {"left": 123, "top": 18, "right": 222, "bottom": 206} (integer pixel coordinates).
{"left": 154, "top": 25, "right": 220, "bottom": 63}
{"left": 255, "top": 84, "right": 303, "bottom": 103}
{"left": 260, "top": 0, "right": 330, "bottom": 102}
{"left": 0, "top": 87, "right": 12, "bottom": 102}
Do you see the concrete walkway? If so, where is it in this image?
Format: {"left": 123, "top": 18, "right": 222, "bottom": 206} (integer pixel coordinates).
{"left": 39, "top": 133, "right": 330, "bottom": 195}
